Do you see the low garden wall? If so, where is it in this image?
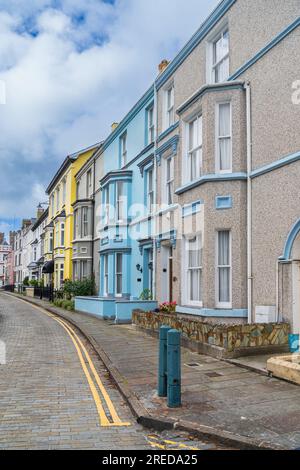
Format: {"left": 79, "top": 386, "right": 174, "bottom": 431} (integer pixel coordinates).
{"left": 132, "top": 310, "right": 290, "bottom": 358}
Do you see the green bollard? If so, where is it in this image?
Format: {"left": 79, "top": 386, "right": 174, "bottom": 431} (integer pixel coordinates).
{"left": 167, "top": 329, "right": 181, "bottom": 408}
{"left": 158, "top": 325, "right": 171, "bottom": 397}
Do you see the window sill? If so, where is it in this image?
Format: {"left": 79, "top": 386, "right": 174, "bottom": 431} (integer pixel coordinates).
{"left": 158, "top": 122, "right": 179, "bottom": 142}
{"left": 175, "top": 172, "right": 247, "bottom": 195}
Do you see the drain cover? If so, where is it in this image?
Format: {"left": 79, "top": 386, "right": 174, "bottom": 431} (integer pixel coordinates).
{"left": 186, "top": 363, "right": 201, "bottom": 368}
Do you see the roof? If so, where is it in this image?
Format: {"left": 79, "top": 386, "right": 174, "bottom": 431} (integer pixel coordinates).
{"left": 46, "top": 142, "right": 101, "bottom": 195}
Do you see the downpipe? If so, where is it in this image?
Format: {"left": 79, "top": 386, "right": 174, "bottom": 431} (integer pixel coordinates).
{"left": 245, "top": 82, "right": 253, "bottom": 324}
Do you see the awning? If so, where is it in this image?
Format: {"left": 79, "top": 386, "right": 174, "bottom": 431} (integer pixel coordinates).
{"left": 42, "top": 260, "right": 54, "bottom": 274}
{"left": 27, "top": 262, "right": 38, "bottom": 270}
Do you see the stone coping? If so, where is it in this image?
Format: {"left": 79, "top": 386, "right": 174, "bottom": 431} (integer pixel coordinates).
{"left": 267, "top": 354, "right": 300, "bottom": 385}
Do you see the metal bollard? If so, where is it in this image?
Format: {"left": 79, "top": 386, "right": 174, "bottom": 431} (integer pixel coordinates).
{"left": 158, "top": 325, "right": 171, "bottom": 397}
{"left": 167, "top": 329, "right": 181, "bottom": 408}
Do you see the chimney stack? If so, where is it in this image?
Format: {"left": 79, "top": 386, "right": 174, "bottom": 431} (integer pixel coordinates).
{"left": 111, "top": 122, "right": 119, "bottom": 132}
{"left": 37, "top": 203, "right": 44, "bottom": 219}
{"left": 22, "top": 219, "right": 32, "bottom": 229}
{"left": 0, "top": 232, "right": 4, "bottom": 245}
{"left": 158, "top": 59, "right": 170, "bottom": 74}
{"left": 9, "top": 231, "right": 16, "bottom": 247}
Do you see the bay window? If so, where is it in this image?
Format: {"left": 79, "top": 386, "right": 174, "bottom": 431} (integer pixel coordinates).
{"left": 216, "top": 230, "right": 231, "bottom": 307}
{"left": 216, "top": 102, "right": 232, "bottom": 173}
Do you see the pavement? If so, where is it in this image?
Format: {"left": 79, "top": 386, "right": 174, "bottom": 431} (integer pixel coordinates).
{"left": 0, "top": 292, "right": 225, "bottom": 450}
{"left": 4, "top": 292, "right": 300, "bottom": 450}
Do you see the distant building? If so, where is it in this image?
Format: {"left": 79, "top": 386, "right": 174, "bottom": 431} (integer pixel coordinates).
{"left": 0, "top": 241, "right": 11, "bottom": 287}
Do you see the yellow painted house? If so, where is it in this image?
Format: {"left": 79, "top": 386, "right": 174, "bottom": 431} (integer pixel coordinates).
{"left": 43, "top": 144, "right": 100, "bottom": 289}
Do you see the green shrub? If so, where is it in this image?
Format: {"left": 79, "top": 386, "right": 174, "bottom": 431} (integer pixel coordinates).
{"left": 63, "top": 278, "right": 95, "bottom": 298}
{"left": 29, "top": 279, "right": 39, "bottom": 287}
{"left": 23, "top": 276, "right": 29, "bottom": 286}
{"left": 139, "top": 288, "right": 153, "bottom": 301}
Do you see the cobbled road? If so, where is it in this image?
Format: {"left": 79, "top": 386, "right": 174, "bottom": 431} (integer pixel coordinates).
{"left": 0, "top": 293, "right": 222, "bottom": 450}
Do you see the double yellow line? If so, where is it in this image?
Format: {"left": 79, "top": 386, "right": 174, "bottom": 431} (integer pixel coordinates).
{"left": 28, "top": 302, "right": 131, "bottom": 428}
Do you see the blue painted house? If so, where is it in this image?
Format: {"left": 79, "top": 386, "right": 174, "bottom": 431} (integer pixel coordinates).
{"left": 75, "top": 86, "right": 157, "bottom": 322}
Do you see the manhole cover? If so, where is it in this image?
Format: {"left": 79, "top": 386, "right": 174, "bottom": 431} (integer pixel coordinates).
{"left": 205, "top": 371, "right": 223, "bottom": 378}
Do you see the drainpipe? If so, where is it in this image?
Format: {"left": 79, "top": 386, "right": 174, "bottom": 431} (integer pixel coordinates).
{"left": 276, "top": 259, "right": 280, "bottom": 322}
{"left": 245, "top": 82, "right": 253, "bottom": 324}
{"left": 153, "top": 82, "right": 158, "bottom": 300}
{"left": 91, "top": 157, "right": 96, "bottom": 284}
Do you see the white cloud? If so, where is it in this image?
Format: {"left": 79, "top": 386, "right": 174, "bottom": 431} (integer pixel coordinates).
{"left": 0, "top": 0, "right": 219, "bottom": 225}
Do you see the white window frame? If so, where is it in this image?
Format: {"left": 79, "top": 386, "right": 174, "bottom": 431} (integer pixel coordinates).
{"left": 211, "top": 27, "right": 229, "bottom": 84}
{"left": 61, "top": 222, "right": 65, "bottom": 246}
{"left": 120, "top": 134, "right": 127, "bottom": 167}
{"left": 164, "top": 83, "right": 175, "bottom": 130}
{"left": 49, "top": 232, "right": 53, "bottom": 252}
{"left": 103, "top": 254, "right": 109, "bottom": 297}
{"left": 56, "top": 186, "right": 60, "bottom": 212}
{"left": 104, "top": 186, "right": 110, "bottom": 225}
{"left": 86, "top": 169, "right": 92, "bottom": 197}
{"left": 147, "top": 106, "right": 155, "bottom": 144}
{"left": 147, "top": 168, "right": 154, "bottom": 213}
{"left": 182, "top": 234, "right": 203, "bottom": 307}
{"left": 184, "top": 114, "right": 203, "bottom": 183}
{"left": 116, "top": 181, "right": 125, "bottom": 222}
{"left": 215, "top": 230, "right": 232, "bottom": 309}
{"left": 55, "top": 224, "right": 59, "bottom": 248}
{"left": 59, "top": 263, "right": 64, "bottom": 288}
{"left": 62, "top": 178, "right": 66, "bottom": 205}
{"left": 115, "top": 253, "right": 122, "bottom": 297}
{"left": 163, "top": 155, "right": 174, "bottom": 206}
{"left": 82, "top": 207, "right": 88, "bottom": 237}
{"left": 81, "top": 260, "right": 88, "bottom": 280}
{"left": 215, "top": 101, "right": 232, "bottom": 174}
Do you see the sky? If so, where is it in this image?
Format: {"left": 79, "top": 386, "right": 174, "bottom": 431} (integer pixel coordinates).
{"left": 0, "top": 0, "right": 218, "bottom": 239}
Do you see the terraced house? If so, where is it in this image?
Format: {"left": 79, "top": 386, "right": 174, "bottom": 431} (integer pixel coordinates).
{"left": 72, "top": 142, "right": 103, "bottom": 287}
{"left": 75, "top": 87, "right": 158, "bottom": 322}
{"left": 11, "top": 0, "right": 300, "bottom": 345}
{"left": 74, "top": 0, "right": 300, "bottom": 336}
{"left": 44, "top": 144, "right": 101, "bottom": 289}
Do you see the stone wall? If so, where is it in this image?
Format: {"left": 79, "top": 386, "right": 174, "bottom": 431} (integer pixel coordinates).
{"left": 132, "top": 310, "right": 290, "bottom": 358}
